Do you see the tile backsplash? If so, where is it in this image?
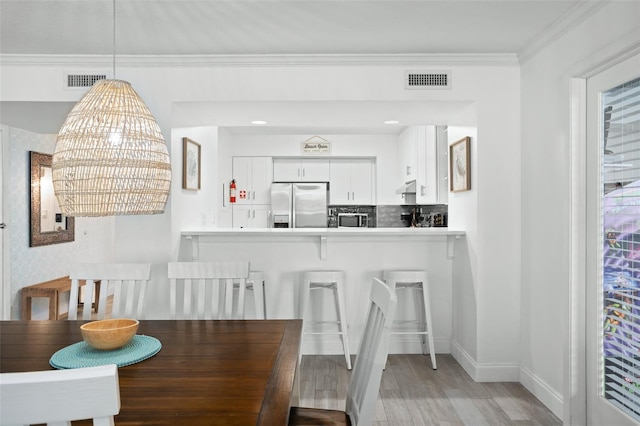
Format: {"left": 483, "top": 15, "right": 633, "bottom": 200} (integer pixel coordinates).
{"left": 328, "top": 204, "right": 448, "bottom": 228}
{"left": 377, "top": 204, "right": 448, "bottom": 228}
{"left": 328, "top": 205, "right": 377, "bottom": 228}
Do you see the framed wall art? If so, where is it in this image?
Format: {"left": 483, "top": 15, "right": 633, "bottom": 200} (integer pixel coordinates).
{"left": 449, "top": 136, "right": 471, "bottom": 192}
{"left": 182, "top": 137, "right": 201, "bottom": 190}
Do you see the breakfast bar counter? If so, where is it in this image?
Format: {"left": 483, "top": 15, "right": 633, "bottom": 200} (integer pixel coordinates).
{"left": 180, "top": 228, "right": 465, "bottom": 356}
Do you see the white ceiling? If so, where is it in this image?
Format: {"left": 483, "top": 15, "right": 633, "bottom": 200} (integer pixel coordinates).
{"left": 0, "top": 0, "right": 587, "bottom": 134}
{"left": 0, "top": 0, "right": 584, "bottom": 56}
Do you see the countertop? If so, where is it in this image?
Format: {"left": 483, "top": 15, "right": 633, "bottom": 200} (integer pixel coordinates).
{"left": 182, "top": 227, "right": 465, "bottom": 237}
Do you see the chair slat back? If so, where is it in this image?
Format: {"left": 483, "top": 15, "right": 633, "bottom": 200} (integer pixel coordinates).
{"left": 68, "top": 263, "right": 151, "bottom": 320}
{"left": 346, "top": 278, "right": 397, "bottom": 426}
{"left": 168, "top": 261, "right": 250, "bottom": 320}
{"left": 0, "top": 364, "right": 120, "bottom": 426}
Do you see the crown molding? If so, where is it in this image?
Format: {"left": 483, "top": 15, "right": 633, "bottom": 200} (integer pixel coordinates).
{"left": 518, "top": 0, "right": 609, "bottom": 64}
{"left": 0, "top": 53, "right": 519, "bottom": 68}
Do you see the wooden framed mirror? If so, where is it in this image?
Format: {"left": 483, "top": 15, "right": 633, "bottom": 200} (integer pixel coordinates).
{"left": 30, "top": 151, "right": 74, "bottom": 247}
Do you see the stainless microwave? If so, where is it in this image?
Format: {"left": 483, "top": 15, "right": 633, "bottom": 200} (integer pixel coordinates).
{"left": 338, "top": 213, "right": 368, "bottom": 228}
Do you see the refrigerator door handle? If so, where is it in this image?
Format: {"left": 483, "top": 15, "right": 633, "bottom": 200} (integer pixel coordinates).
{"left": 292, "top": 193, "right": 296, "bottom": 228}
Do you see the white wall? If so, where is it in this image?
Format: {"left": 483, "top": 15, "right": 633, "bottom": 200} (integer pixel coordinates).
{"left": 520, "top": 1, "right": 640, "bottom": 419}
{"left": 5, "top": 127, "right": 115, "bottom": 319}
{"left": 1, "top": 59, "right": 521, "bottom": 388}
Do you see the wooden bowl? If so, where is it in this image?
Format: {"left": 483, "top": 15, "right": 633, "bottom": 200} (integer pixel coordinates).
{"left": 80, "top": 318, "right": 139, "bottom": 350}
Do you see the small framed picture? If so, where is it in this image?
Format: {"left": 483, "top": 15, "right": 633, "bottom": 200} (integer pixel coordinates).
{"left": 182, "top": 137, "right": 201, "bottom": 190}
{"left": 449, "top": 136, "right": 471, "bottom": 192}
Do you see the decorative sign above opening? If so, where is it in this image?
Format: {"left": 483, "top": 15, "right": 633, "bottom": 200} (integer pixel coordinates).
{"left": 301, "top": 136, "right": 331, "bottom": 155}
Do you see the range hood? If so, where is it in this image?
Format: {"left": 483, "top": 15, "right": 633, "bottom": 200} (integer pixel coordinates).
{"left": 395, "top": 180, "right": 417, "bottom": 194}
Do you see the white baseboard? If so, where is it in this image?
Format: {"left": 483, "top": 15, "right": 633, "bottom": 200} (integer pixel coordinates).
{"left": 451, "top": 341, "right": 563, "bottom": 420}
{"left": 519, "top": 365, "right": 564, "bottom": 420}
{"left": 450, "top": 341, "right": 519, "bottom": 381}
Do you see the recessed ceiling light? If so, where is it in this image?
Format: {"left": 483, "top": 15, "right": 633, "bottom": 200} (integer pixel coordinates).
{"left": 384, "top": 120, "right": 399, "bottom": 125}
{"left": 251, "top": 120, "right": 267, "bottom": 125}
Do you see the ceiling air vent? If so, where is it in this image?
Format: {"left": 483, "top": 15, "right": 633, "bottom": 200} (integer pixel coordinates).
{"left": 65, "top": 74, "right": 107, "bottom": 89}
{"left": 405, "top": 71, "right": 451, "bottom": 90}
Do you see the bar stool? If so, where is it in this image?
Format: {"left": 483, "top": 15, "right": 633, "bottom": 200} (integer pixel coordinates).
{"left": 383, "top": 270, "right": 436, "bottom": 369}
{"left": 234, "top": 271, "right": 266, "bottom": 319}
{"left": 300, "top": 271, "right": 351, "bottom": 370}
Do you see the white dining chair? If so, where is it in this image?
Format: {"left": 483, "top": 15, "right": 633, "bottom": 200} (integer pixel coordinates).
{"left": 0, "top": 364, "right": 120, "bottom": 426}
{"left": 168, "top": 261, "right": 251, "bottom": 319}
{"left": 289, "top": 277, "right": 397, "bottom": 426}
{"left": 68, "top": 263, "right": 152, "bottom": 320}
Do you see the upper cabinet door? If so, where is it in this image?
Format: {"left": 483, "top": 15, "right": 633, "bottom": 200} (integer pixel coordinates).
{"left": 232, "top": 157, "right": 252, "bottom": 205}
{"left": 416, "top": 126, "right": 437, "bottom": 204}
{"left": 329, "top": 159, "right": 373, "bottom": 205}
{"left": 273, "top": 158, "right": 329, "bottom": 182}
{"left": 329, "top": 160, "right": 351, "bottom": 204}
{"left": 250, "top": 157, "right": 273, "bottom": 204}
{"left": 349, "top": 159, "right": 373, "bottom": 205}
{"left": 398, "top": 126, "right": 418, "bottom": 182}
{"left": 273, "top": 159, "right": 301, "bottom": 181}
{"left": 300, "top": 159, "right": 330, "bottom": 181}
{"left": 232, "top": 156, "right": 273, "bottom": 205}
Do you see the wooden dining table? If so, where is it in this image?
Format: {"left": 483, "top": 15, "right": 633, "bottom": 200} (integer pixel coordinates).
{"left": 0, "top": 319, "right": 302, "bottom": 425}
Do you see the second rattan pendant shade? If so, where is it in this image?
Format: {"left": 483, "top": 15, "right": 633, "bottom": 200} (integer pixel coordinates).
{"left": 53, "top": 79, "right": 172, "bottom": 217}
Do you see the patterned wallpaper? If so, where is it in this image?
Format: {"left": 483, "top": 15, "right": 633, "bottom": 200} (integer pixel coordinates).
{"left": 8, "top": 127, "right": 115, "bottom": 319}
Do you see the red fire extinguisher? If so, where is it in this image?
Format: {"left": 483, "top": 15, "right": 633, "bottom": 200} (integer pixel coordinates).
{"left": 230, "top": 179, "right": 237, "bottom": 203}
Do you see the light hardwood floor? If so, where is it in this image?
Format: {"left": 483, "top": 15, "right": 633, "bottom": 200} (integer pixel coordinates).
{"left": 298, "top": 354, "right": 562, "bottom": 425}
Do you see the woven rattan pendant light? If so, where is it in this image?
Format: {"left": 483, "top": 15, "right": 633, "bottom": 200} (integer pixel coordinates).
{"left": 52, "top": 1, "right": 171, "bottom": 217}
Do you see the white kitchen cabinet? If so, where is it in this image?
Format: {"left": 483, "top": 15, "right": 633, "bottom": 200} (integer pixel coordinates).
{"left": 273, "top": 158, "right": 330, "bottom": 182}
{"left": 436, "top": 125, "right": 449, "bottom": 204}
{"left": 400, "top": 125, "right": 448, "bottom": 205}
{"left": 416, "top": 126, "right": 437, "bottom": 204}
{"left": 329, "top": 159, "right": 373, "bottom": 205}
{"left": 232, "top": 157, "right": 272, "bottom": 228}
{"left": 232, "top": 204, "right": 271, "bottom": 229}
{"left": 398, "top": 126, "right": 419, "bottom": 182}
{"left": 232, "top": 157, "right": 272, "bottom": 205}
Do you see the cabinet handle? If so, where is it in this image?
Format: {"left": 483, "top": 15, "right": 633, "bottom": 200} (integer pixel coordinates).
{"left": 252, "top": 210, "right": 255, "bottom": 219}
{"left": 347, "top": 192, "right": 350, "bottom": 200}
{"left": 252, "top": 191, "right": 255, "bottom": 200}
{"left": 222, "top": 183, "right": 226, "bottom": 207}
{"left": 421, "top": 185, "right": 426, "bottom": 196}
{"left": 302, "top": 168, "right": 305, "bottom": 178}
{"left": 352, "top": 192, "right": 355, "bottom": 200}
{"left": 298, "top": 168, "right": 301, "bottom": 177}
{"left": 406, "top": 165, "right": 411, "bottom": 176}
{"left": 247, "top": 210, "right": 250, "bottom": 218}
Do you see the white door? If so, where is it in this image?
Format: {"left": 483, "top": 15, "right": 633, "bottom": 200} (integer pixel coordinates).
{"left": 586, "top": 53, "right": 640, "bottom": 425}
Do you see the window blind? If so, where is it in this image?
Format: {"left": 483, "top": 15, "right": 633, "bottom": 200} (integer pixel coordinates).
{"left": 602, "top": 76, "right": 640, "bottom": 420}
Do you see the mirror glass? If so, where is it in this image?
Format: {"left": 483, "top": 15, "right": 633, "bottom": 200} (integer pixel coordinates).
{"left": 30, "top": 151, "right": 74, "bottom": 247}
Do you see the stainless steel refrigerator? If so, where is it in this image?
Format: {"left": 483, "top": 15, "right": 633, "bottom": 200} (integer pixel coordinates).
{"left": 270, "top": 182, "right": 328, "bottom": 228}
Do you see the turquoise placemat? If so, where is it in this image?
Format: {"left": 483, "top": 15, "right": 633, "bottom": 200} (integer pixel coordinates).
{"left": 50, "top": 335, "right": 162, "bottom": 369}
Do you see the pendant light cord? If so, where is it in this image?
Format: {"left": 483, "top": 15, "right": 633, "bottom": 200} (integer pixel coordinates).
{"left": 112, "top": 0, "right": 116, "bottom": 79}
